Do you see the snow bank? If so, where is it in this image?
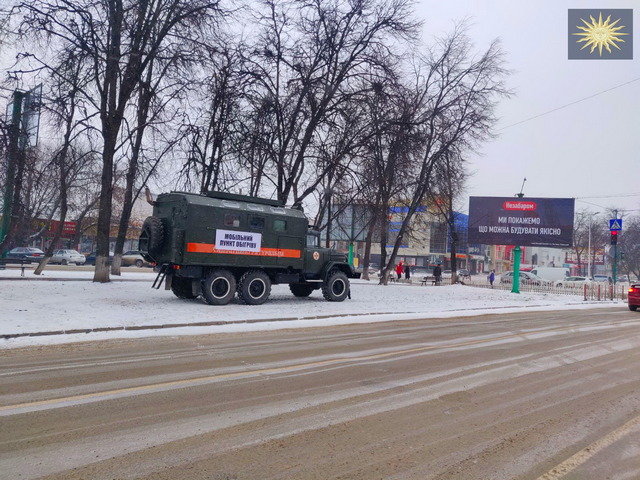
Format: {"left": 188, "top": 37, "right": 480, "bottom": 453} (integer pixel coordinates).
{"left": 0, "top": 271, "right": 621, "bottom": 348}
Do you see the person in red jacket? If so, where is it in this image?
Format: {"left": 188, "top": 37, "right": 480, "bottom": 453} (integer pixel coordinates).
{"left": 395, "top": 262, "right": 404, "bottom": 279}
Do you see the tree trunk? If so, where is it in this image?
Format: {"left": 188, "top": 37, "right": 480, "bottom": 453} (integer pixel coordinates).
{"left": 34, "top": 202, "right": 67, "bottom": 275}
{"left": 361, "top": 210, "right": 378, "bottom": 281}
{"left": 111, "top": 167, "right": 138, "bottom": 276}
{"left": 93, "top": 134, "right": 116, "bottom": 283}
{"left": 35, "top": 175, "right": 68, "bottom": 275}
{"left": 450, "top": 233, "right": 458, "bottom": 284}
{"left": 325, "top": 193, "right": 332, "bottom": 249}
{"left": 378, "top": 201, "right": 390, "bottom": 284}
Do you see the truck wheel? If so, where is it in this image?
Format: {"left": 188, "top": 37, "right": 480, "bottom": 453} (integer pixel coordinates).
{"left": 202, "top": 269, "right": 236, "bottom": 305}
{"left": 171, "top": 277, "right": 197, "bottom": 299}
{"left": 322, "top": 270, "right": 350, "bottom": 302}
{"left": 238, "top": 270, "right": 272, "bottom": 305}
{"left": 289, "top": 283, "right": 315, "bottom": 297}
{"left": 630, "top": 305, "right": 638, "bottom": 311}
{"left": 140, "top": 216, "right": 164, "bottom": 258}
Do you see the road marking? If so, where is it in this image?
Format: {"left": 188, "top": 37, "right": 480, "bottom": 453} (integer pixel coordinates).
{"left": 1, "top": 321, "right": 638, "bottom": 416}
{"left": 536, "top": 414, "right": 640, "bottom": 479}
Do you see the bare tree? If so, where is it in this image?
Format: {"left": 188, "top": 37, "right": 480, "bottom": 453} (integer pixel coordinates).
{"left": 429, "top": 149, "right": 467, "bottom": 284}
{"left": 380, "top": 29, "right": 510, "bottom": 284}
{"left": 244, "top": 0, "right": 417, "bottom": 205}
{"left": 179, "top": 44, "right": 248, "bottom": 194}
{"left": 33, "top": 56, "right": 94, "bottom": 274}
{"left": 17, "top": 0, "right": 226, "bottom": 282}
{"left": 619, "top": 215, "right": 640, "bottom": 279}
{"left": 110, "top": 53, "right": 188, "bottom": 276}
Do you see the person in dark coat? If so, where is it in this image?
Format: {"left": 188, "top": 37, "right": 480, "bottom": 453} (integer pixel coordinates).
{"left": 488, "top": 270, "right": 495, "bottom": 288}
{"left": 404, "top": 264, "right": 411, "bottom": 280}
{"left": 433, "top": 265, "right": 442, "bottom": 285}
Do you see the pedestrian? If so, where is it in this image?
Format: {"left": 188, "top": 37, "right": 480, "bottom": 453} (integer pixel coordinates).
{"left": 488, "top": 269, "right": 495, "bottom": 288}
{"left": 396, "top": 262, "right": 403, "bottom": 280}
{"left": 405, "top": 264, "right": 411, "bottom": 280}
{"left": 433, "top": 264, "right": 442, "bottom": 285}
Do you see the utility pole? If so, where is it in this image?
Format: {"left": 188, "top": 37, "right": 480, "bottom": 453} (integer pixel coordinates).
{"left": 0, "top": 90, "right": 26, "bottom": 254}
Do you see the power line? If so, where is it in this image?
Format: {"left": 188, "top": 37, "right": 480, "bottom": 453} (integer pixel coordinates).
{"left": 576, "top": 199, "right": 640, "bottom": 212}
{"left": 498, "top": 77, "right": 640, "bottom": 131}
{"left": 576, "top": 193, "right": 640, "bottom": 199}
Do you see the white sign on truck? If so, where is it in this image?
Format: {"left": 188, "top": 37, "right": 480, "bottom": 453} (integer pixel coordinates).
{"left": 215, "top": 229, "right": 262, "bottom": 253}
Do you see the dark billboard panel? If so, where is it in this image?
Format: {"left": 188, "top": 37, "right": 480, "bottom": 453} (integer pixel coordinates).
{"left": 468, "top": 197, "right": 575, "bottom": 247}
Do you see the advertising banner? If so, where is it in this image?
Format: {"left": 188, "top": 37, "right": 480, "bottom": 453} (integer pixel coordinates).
{"left": 215, "top": 229, "right": 262, "bottom": 252}
{"left": 468, "top": 197, "right": 575, "bottom": 247}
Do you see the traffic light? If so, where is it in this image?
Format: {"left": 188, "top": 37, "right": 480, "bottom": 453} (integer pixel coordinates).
{"left": 610, "top": 230, "right": 618, "bottom": 245}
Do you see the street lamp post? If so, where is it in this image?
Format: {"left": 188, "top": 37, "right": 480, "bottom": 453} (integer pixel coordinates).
{"left": 511, "top": 184, "right": 526, "bottom": 294}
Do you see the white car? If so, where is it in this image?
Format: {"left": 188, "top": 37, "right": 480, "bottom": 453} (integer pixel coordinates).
{"left": 592, "top": 275, "right": 613, "bottom": 284}
{"left": 500, "top": 271, "right": 549, "bottom": 286}
{"left": 555, "top": 276, "right": 591, "bottom": 288}
{"left": 51, "top": 249, "right": 86, "bottom": 265}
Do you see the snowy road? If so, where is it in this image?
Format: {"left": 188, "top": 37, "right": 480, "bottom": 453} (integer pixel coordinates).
{"left": 2, "top": 307, "right": 640, "bottom": 479}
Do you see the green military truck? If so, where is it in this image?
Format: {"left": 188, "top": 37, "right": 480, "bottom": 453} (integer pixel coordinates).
{"left": 139, "top": 191, "right": 359, "bottom": 305}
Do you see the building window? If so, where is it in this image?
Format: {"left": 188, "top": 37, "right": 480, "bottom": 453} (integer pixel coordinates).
{"left": 224, "top": 214, "right": 240, "bottom": 228}
{"left": 273, "top": 219, "right": 287, "bottom": 232}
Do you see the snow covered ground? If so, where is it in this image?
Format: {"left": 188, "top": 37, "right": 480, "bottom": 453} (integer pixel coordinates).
{"left": 0, "top": 268, "right": 622, "bottom": 348}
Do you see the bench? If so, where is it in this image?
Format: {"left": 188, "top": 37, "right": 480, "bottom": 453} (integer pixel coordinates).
{"left": 420, "top": 275, "right": 438, "bottom": 286}
{"left": 0, "top": 259, "right": 28, "bottom": 276}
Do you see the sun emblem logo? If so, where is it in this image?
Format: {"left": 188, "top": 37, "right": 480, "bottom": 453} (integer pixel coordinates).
{"left": 572, "top": 12, "right": 629, "bottom": 56}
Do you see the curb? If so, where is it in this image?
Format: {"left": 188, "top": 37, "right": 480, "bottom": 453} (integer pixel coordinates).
{"left": 1, "top": 311, "right": 414, "bottom": 340}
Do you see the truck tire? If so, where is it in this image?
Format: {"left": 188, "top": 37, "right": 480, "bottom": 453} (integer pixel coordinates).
{"left": 630, "top": 305, "right": 638, "bottom": 311}
{"left": 171, "top": 277, "right": 197, "bottom": 299}
{"left": 238, "top": 270, "right": 272, "bottom": 305}
{"left": 202, "top": 269, "right": 236, "bottom": 305}
{"left": 140, "top": 216, "right": 164, "bottom": 258}
{"left": 289, "top": 283, "right": 315, "bottom": 297}
{"left": 322, "top": 270, "right": 349, "bottom": 302}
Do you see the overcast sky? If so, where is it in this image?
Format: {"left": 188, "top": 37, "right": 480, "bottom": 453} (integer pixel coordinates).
{"left": 416, "top": 0, "right": 639, "bottom": 216}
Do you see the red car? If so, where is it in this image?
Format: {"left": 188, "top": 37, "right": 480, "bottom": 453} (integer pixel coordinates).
{"left": 629, "top": 284, "right": 640, "bottom": 311}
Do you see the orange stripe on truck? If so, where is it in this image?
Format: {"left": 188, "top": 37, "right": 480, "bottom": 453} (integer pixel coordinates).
{"left": 186, "top": 242, "right": 301, "bottom": 258}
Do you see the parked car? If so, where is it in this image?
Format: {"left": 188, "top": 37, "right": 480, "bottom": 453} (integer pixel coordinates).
{"left": 442, "top": 269, "right": 452, "bottom": 279}
{"left": 628, "top": 284, "right": 640, "bottom": 311}
{"left": 51, "top": 249, "right": 86, "bottom": 265}
{"left": 617, "top": 275, "right": 631, "bottom": 283}
{"left": 85, "top": 251, "right": 114, "bottom": 266}
{"left": 592, "top": 275, "right": 613, "bottom": 284}
{"left": 555, "top": 276, "right": 590, "bottom": 288}
{"left": 5, "top": 247, "right": 45, "bottom": 263}
{"left": 121, "top": 250, "right": 151, "bottom": 267}
{"left": 500, "top": 271, "right": 548, "bottom": 286}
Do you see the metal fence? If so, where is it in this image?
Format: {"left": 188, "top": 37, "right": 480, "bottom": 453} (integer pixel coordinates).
{"left": 465, "top": 277, "right": 629, "bottom": 301}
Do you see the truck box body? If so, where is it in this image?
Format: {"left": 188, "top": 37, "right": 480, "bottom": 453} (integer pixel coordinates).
{"left": 152, "top": 192, "right": 308, "bottom": 271}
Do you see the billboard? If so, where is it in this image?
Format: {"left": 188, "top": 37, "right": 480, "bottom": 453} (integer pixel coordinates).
{"left": 468, "top": 197, "right": 575, "bottom": 248}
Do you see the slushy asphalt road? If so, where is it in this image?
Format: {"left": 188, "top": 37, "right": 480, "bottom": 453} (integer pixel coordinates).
{"left": 2, "top": 308, "right": 640, "bottom": 480}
